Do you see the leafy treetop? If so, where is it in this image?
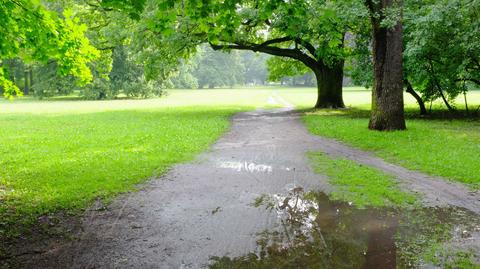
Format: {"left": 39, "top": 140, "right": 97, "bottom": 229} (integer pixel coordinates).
{"left": 120, "top": 0, "right": 367, "bottom": 78}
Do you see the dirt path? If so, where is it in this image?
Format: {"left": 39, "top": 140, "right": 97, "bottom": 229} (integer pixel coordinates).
{"left": 12, "top": 100, "right": 480, "bottom": 268}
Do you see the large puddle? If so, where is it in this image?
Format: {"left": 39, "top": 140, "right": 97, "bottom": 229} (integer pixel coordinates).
{"left": 209, "top": 187, "right": 480, "bottom": 268}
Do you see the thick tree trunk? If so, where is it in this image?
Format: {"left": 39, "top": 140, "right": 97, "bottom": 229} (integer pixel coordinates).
{"left": 313, "top": 61, "right": 345, "bottom": 108}
{"left": 405, "top": 80, "right": 427, "bottom": 115}
{"left": 368, "top": 0, "right": 406, "bottom": 131}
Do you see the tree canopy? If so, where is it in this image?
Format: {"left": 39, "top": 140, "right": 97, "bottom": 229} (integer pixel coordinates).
{"left": 126, "top": 0, "right": 367, "bottom": 108}
{"left": 0, "top": 0, "right": 98, "bottom": 98}
{"left": 404, "top": 0, "right": 480, "bottom": 111}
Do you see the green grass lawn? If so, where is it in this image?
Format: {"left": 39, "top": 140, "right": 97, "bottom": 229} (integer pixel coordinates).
{"left": 277, "top": 87, "right": 480, "bottom": 189}
{"left": 0, "top": 89, "right": 275, "bottom": 236}
{"left": 302, "top": 109, "right": 480, "bottom": 188}
{"left": 276, "top": 86, "right": 480, "bottom": 109}
{"left": 308, "top": 152, "right": 417, "bottom": 208}
{"left": 2, "top": 86, "right": 479, "bottom": 238}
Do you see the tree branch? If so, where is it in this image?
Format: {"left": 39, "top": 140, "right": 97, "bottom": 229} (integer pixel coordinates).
{"left": 456, "top": 78, "right": 480, "bottom": 85}
{"left": 210, "top": 42, "right": 319, "bottom": 70}
{"left": 404, "top": 79, "right": 427, "bottom": 115}
{"left": 295, "top": 38, "right": 317, "bottom": 58}
{"left": 257, "top": 37, "right": 294, "bottom": 47}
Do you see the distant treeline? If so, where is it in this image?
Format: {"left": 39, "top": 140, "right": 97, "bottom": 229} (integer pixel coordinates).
{"left": 2, "top": 45, "right": 321, "bottom": 100}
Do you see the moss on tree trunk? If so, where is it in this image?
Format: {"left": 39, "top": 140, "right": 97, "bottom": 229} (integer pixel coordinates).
{"left": 367, "top": 0, "right": 406, "bottom": 131}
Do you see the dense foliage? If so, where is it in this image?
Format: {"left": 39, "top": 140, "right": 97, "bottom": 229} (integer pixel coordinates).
{"left": 266, "top": 57, "right": 316, "bottom": 86}
{"left": 0, "top": 0, "right": 98, "bottom": 98}
{"left": 404, "top": 0, "right": 480, "bottom": 111}
{"left": 168, "top": 46, "right": 268, "bottom": 89}
{"left": 122, "top": 0, "right": 366, "bottom": 108}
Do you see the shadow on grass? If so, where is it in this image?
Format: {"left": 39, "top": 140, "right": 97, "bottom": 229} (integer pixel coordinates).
{"left": 299, "top": 106, "right": 480, "bottom": 122}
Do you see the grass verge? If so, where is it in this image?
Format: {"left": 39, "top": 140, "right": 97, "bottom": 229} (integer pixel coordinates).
{"left": 308, "top": 152, "right": 417, "bottom": 208}
{"left": 303, "top": 109, "right": 480, "bottom": 189}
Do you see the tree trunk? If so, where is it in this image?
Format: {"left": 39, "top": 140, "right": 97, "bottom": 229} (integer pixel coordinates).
{"left": 405, "top": 80, "right": 427, "bottom": 115}
{"left": 367, "top": 0, "right": 406, "bottom": 131}
{"left": 463, "top": 91, "right": 469, "bottom": 113}
{"left": 29, "top": 67, "right": 33, "bottom": 92}
{"left": 313, "top": 61, "right": 345, "bottom": 108}
{"left": 436, "top": 83, "right": 454, "bottom": 112}
{"left": 24, "top": 69, "right": 29, "bottom": 95}
{"left": 428, "top": 61, "right": 454, "bottom": 112}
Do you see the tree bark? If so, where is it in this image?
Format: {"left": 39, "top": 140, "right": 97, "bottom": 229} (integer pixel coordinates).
{"left": 367, "top": 0, "right": 406, "bottom": 131}
{"left": 404, "top": 79, "right": 427, "bottom": 115}
{"left": 313, "top": 61, "right": 345, "bottom": 108}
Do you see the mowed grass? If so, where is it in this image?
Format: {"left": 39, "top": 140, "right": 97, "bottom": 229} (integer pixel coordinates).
{"left": 308, "top": 152, "right": 417, "bottom": 208}
{"left": 277, "top": 87, "right": 480, "bottom": 188}
{"left": 276, "top": 86, "right": 480, "bottom": 109}
{"left": 2, "top": 86, "right": 480, "bottom": 236}
{"left": 0, "top": 89, "right": 274, "bottom": 235}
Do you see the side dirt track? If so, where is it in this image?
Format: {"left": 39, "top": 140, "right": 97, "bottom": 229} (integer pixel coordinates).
{"left": 4, "top": 106, "right": 480, "bottom": 268}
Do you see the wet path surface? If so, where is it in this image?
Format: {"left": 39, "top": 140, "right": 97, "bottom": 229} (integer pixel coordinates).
{"left": 14, "top": 107, "right": 480, "bottom": 268}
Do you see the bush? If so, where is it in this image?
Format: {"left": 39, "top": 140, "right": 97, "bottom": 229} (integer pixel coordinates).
{"left": 122, "top": 77, "right": 166, "bottom": 98}
{"left": 80, "top": 78, "right": 120, "bottom": 100}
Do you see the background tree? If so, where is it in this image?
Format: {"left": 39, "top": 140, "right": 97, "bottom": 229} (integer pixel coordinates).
{"left": 266, "top": 57, "right": 316, "bottom": 86}
{"left": 404, "top": 0, "right": 480, "bottom": 113}
{"left": 242, "top": 52, "right": 269, "bottom": 86}
{"left": 168, "top": 47, "right": 268, "bottom": 89}
{"left": 0, "top": 0, "right": 98, "bottom": 98}
{"left": 168, "top": 60, "right": 199, "bottom": 89}
{"left": 193, "top": 46, "right": 245, "bottom": 89}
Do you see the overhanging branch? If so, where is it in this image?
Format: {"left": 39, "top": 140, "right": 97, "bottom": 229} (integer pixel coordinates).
{"left": 257, "top": 37, "right": 293, "bottom": 47}
{"left": 210, "top": 41, "right": 319, "bottom": 70}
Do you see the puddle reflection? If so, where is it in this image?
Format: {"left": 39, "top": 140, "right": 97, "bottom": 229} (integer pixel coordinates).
{"left": 219, "top": 161, "right": 273, "bottom": 173}
{"left": 210, "top": 187, "right": 479, "bottom": 268}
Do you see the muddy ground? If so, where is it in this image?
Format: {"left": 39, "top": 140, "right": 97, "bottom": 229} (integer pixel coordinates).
{"left": 2, "top": 102, "right": 479, "bottom": 268}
